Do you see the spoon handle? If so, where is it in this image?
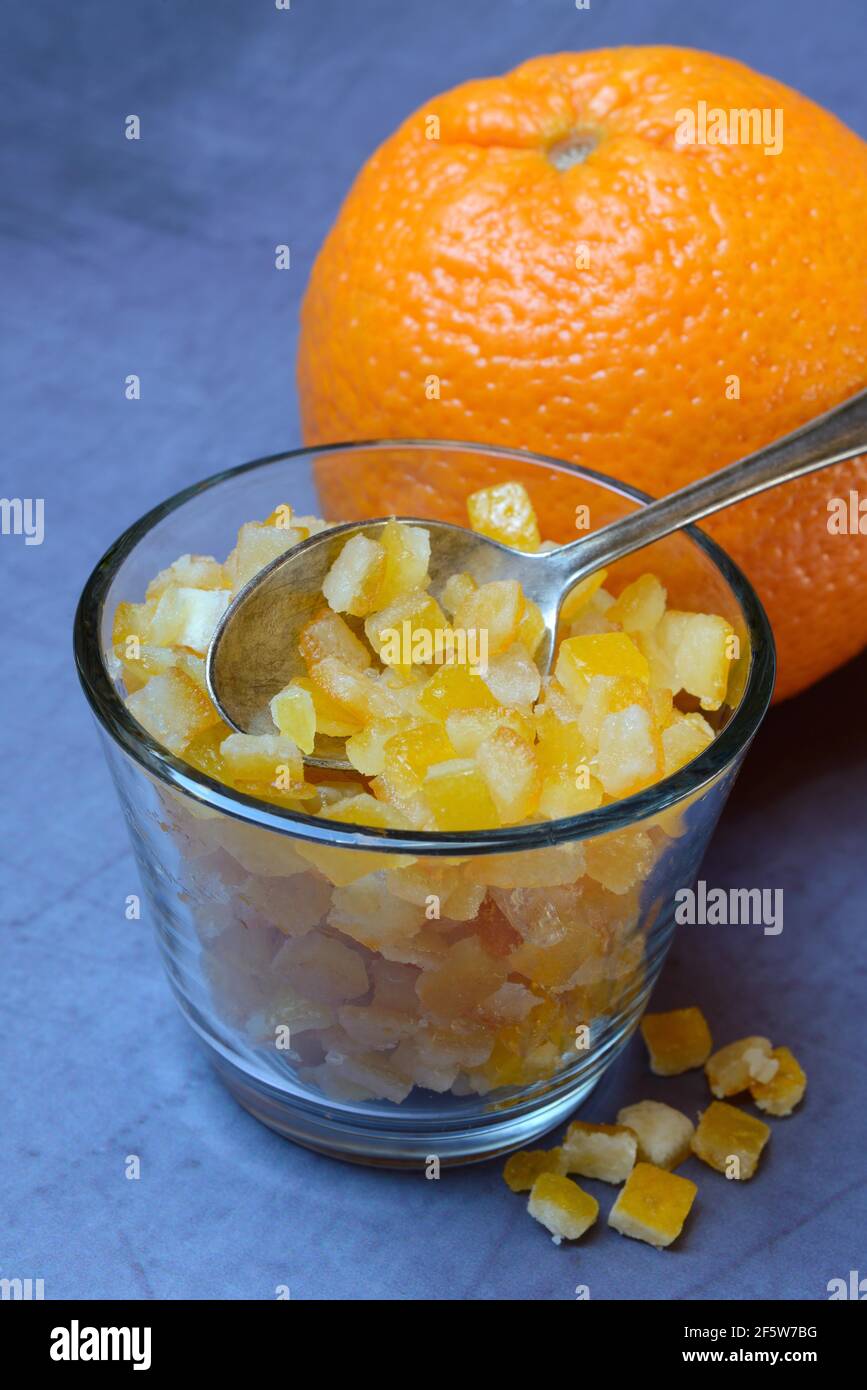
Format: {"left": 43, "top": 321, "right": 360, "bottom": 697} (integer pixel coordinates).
{"left": 548, "top": 384, "right": 867, "bottom": 582}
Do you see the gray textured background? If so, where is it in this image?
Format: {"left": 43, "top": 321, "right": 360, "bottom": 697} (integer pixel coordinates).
{"left": 1, "top": 0, "right": 865, "bottom": 1299}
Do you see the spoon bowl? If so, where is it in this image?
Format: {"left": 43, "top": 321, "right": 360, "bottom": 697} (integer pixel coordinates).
{"left": 208, "top": 385, "right": 867, "bottom": 768}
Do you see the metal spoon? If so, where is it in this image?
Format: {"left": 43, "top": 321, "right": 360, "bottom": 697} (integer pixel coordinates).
{"left": 208, "top": 386, "right": 867, "bottom": 768}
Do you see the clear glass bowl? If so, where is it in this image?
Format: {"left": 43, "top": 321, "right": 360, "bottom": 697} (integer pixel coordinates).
{"left": 74, "top": 442, "right": 775, "bottom": 1167}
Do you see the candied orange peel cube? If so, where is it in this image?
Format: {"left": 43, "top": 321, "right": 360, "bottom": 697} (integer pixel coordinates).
{"left": 641, "top": 1006, "right": 712, "bottom": 1076}
{"left": 561, "top": 1121, "right": 637, "bottom": 1183}
{"left": 322, "top": 532, "right": 387, "bottom": 616}
{"left": 555, "top": 632, "right": 650, "bottom": 704}
{"left": 503, "top": 1148, "right": 565, "bottom": 1193}
{"left": 608, "top": 1162, "right": 697, "bottom": 1248}
{"left": 527, "top": 1172, "right": 599, "bottom": 1242}
{"left": 749, "top": 1046, "right": 806, "bottom": 1116}
{"left": 616, "top": 1100, "right": 695, "bottom": 1171}
{"left": 691, "top": 1100, "right": 770, "bottom": 1180}
{"left": 467, "top": 481, "right": 541, "bottom": 552}
{"left": 705, "top": 1036, "right": 774, "bottom": 1098}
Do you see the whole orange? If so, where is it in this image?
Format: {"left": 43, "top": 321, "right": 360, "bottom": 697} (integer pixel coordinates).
{"left": 298, "top": 47, "right": 867, "bottom": 701}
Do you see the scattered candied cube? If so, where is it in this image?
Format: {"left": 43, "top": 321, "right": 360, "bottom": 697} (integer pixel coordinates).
{"left": 641, "top": 1006, "right": 712, "bottom": 1076}
{"left": 749, "top": 1046, "right": 806, "bottom": 1117}
{"left": 705, "top": 1036, "right": 773, "bottom": 1098}
{"left": 503, "top": 1148, "right": 565, "bottom": 1193}
{"left": 616, "top": 1100, "right": 695, "bottom": 1171}
{"left": 467, "top": 481, "right": 541, "bottom": 552}
{"left": 561, "top": 1121, "right": 637, "bottom": 1184}
{"left": 692, "top": 1101, "right": 770, "bottom": 1180}
{"left": 527, "top": 1172, "right": 599, "bottom": 1243}
{"left": 608, "top": 1162, "right": 697, "bottom": 1248}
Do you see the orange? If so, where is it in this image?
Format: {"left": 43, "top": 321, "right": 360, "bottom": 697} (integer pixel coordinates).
{"left": 298, "top": 47, "right": 867, "bottom": 701}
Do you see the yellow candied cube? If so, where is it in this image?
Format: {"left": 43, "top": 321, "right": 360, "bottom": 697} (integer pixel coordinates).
{"left": 296, "top": 794, "right": 416, "bottom": 886}
{"left": 227, "top": 520, "right": 308, "bottom": 592}
{"left": 467, "top": 481, "right": 541, "bottom": 552}
{"left": 503, "top": 1148, "right": 565, "bottom": 1192}
{"left": 114, "top": 641, "right": 177, "bottom": 693}
{"left": 345, "top": 716, "right": 420, "bottom": 776}
{"left": 112, "top": 598, "right": 156, "bottom": 647}
{"left": 385, "top": 723, "right": 456, "bottom": 787}
{"left": 126, "top": 667, "right": 221, "bottom": 754}
{"left": 584, "top": 826, "right": 657, "bottom": 894}
{"left": 527, "top": 1173, "right": 599, "bottom": 1243}
{"left": 364, "top": 590, "right": 449, "bottom": 669}
{"left": 482, "top": 645, "right": 541, "bottom": 709}
{"left": 290, "top": 675, "right": 363, "bottom": 737}
{"left": 270, "top": 683, "right": 316, "bottom": 755}
{"left": 616, "top": 1100, "right": 695, "bottom": 1171}
{"left": 555, "top": 632, "right": 650, "bottom": 705}
{"left": 537, "top": 768, "right": 605, "bottom": 820}
{"left": 662, "top": 711, "right": 715, "bottom": 775}
{"left": 691, "top": 1101, "right": 770, "bottom": 1180}
{"left": 417, "top": 936, "right": 507, "bottom": 1020}
{"left": 608, "top": 573, "right": 667, "bottom": 634}
{"left": 441, "top": 571, "right": 476, "bottom": 616}
{"left": 148, "top": 585, "right": 231, "bottom": 655}
{"left": 596, "top": 705, "right": 663, "bottom": 797}
{"left": 309, "top": 656, "right": 402, "bottom": 724}
{"left": 749, "top": 1046, "right": 806, "bottom": 1117}
{"left": 453, "top": 579, "right": 525, "bottom": 656}
{"left": 578, "top": 674, "right": 652, "bottom": 750}
{"left": 657, "top": 611, "right": 735, "bottom": 711}
{"left": 559, "top": 568, "right": 608, "bottom": 624}
{"left": 322, "top": 533, "right": 387, "bottom": 617}
{"left": 608, "top": 1163, "right": 697, "bottom": 1248}
{"left": 444, "top": 706, "right": 534, "bottom": 756}
{"left": 517, "top": 598, "right": 546, "bottom": 656}
{"left": 705, "top": 1036, "right": 774, "bottom": 1098}
{"left": 145, "top": 553, "right": 229, "bottom": 600}
{"left": 220, "top": 732, "right": 304, "bottom": 786}
{"left": 418, "top": 662, "right": 498, "bottom": 718}
{"left": 641, "top": 1007, "right": 713, "bottom": 1076}
{"left": 423, "top": 758, "right": 500, "bottom": 831}
{"left": 299, "top": 607, "right": 372, "bottom": 671}
{"left": 561, "top": 1121, "right": 637, "bottom": 1184}
{"left": 376, "top": 520, "right": 431, "bottom": 605}
{"left": 474, "top": 726, "right": 540, "bottom": 824}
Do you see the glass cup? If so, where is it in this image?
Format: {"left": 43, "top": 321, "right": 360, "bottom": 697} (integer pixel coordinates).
{"left": 74, "top": 442, "right": 775, "bottom": 1166}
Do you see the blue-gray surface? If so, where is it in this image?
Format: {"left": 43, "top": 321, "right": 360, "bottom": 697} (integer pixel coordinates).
{"left": 2, "top": 0, "right": 865, "bottom": 1301}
